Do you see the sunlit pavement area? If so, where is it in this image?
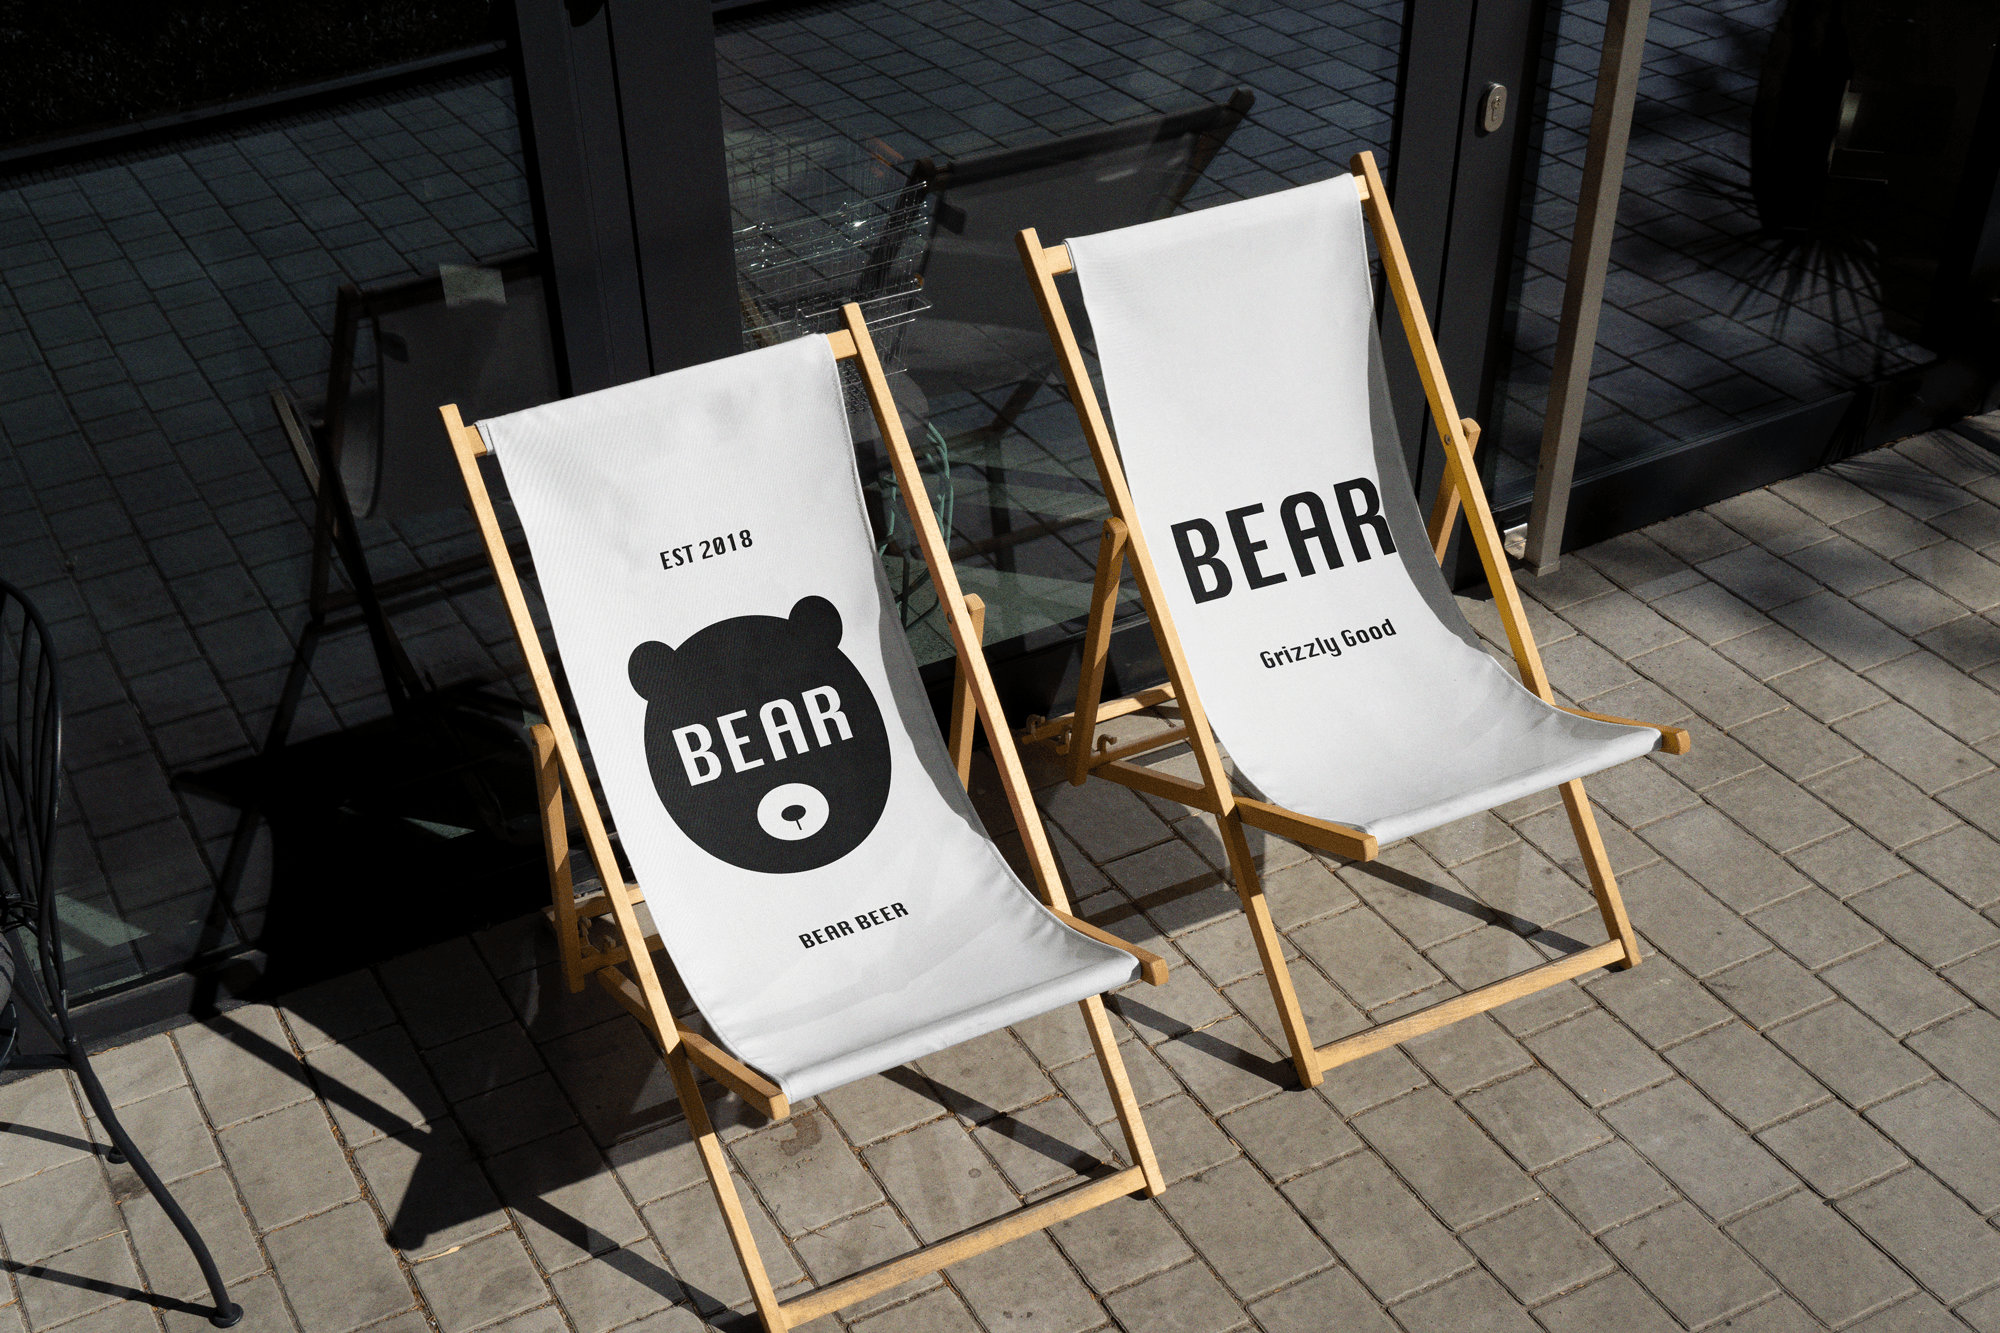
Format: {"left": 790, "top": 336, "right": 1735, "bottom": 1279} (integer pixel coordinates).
{"left": 8, "top": 423, "right": 2000, "bottom": 1330}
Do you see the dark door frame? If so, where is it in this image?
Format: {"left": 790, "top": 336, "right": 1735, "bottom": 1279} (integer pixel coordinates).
{"left": 508, "top": 0, "right": 743, "bottom": 394}
{"left": 1382, "top": 0, "right": 1559, "bottom": 589}
{"left": 1473, "top": 0, "right": 2000, "bottom": 561}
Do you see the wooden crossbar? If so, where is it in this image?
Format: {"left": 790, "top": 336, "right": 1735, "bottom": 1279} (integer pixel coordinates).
{"left": 441, "top": 312, "right": 1169, "bottom": 1333}
{"left": 1014, "top": 151, "right": 1682, "bottom": 1089}
{"left": 1023, "top": 684, "right": 1176, "bottom": 747}
{"left": 779, "top": 1167, "right": 1147, "bottom": 1323}
{"left": 1315, "top": 939, "right": 1627, "bottom": 1067}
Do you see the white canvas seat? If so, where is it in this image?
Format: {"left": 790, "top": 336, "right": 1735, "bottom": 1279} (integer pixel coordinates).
{"left": 1065, "top": 180, "right": 1659, "bottom": 843}
{"left": 474, "top": 334, "right": 1136, "bottom": 1099}
{"left": 438, "top": 312, "right": 1165, "bottom": 1333}
{"left": 1015, "top": 155, "right": 1691, "bottom": 1088}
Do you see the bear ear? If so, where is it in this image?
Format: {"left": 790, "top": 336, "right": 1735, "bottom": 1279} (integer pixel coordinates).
{"left": 627, "top": 640, "right": 674, "bottom": 698}
{"left": 788, "top": 595, "right": 842, "bottom": 646}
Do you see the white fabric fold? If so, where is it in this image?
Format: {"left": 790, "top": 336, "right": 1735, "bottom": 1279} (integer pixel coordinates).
{"left": 477, "top": 336, "right": 1133, "bottom": 1101}
{"left": 1066, "top": 179, "right": 1659, "bottom": 844}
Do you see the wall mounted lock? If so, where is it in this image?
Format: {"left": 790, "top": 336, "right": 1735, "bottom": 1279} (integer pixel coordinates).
{"left": 1480, "top": 83, "right": 1508, "bottom": 134}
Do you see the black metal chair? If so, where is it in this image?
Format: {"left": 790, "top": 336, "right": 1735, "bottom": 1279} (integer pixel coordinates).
{"left": 0, "top": 579, "right": 242, "bottom": 1328}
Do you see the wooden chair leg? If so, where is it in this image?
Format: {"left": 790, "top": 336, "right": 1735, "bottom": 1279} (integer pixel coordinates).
{"left": 532, "top": 724, "right": 587, "bottom": 994}
{"left": 664, "top": 1045, "right": 791, "bottom": 1333}
{"left": 1078, "top": 993, "right": 1165, "bottom": 1196}
{"left": 1303, "top": 784, "right": 1639, "bottom": 1073}
{"left": 948, "top": 595, "right": 987, "bottom": 788}
{"left": 1209, "top": 784, "right": 1640, "bottom": 1087}
{"left": 1425, "top": 418, "right": 1481, "bottom": 562}
{"left": 1218, "top": 816, "right": 1322, "bottom": 1089}
{"left": 1561, "top": 777, "right": 1644, "bottom": 968}
{"left": 1069, "top": 518, "right": 1128, "bottom": 786}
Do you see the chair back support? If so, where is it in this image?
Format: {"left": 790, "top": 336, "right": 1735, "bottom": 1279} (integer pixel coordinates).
{"left": 0, "top": 579, "right": 62, "bottom": 1001}
{"left": 473, "top": 336, "right": 1132, "bottom": 1098}
{"left": 1066, "top": 181, "right": 1656, "bottom": 836}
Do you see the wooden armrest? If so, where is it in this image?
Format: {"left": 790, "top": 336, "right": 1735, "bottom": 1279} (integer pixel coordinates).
{"left": 1558, "top": 706, "right": 1692, "bottom": 755}
{"left": 1053, "top": 911, "right": 1168, "bottom": 985}
{"left": 680, "top": 1027, "right": 790, "bottom": 1121}
{"left": 1234, "top": 796, "right": 1377, "bottom": 862}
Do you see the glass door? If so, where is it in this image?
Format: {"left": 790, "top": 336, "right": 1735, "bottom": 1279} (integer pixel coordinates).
{"left": 713, "top": 0, "right": 1410, "bottom": 713}
{"left": 1481, "top": 0, "right": 2000, "bottom": 550}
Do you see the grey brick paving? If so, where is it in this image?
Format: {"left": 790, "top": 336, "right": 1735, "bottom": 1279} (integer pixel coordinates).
{"left": 1461, "top": 1198, "right": 1612, "bottom": 1305}
{"left": 1840, "top": 1170, "right": 2000, "bottom": 1307}
{"left": 1727, "top": 1191, "right": 1916, "bottom": 1327}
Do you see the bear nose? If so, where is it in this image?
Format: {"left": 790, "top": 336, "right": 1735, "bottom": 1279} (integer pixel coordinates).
{"left": 757, "top": 783, "right": 830, "bottom": 842}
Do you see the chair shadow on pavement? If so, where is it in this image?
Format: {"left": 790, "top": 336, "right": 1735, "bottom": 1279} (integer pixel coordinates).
{"left": 201, "top": 976, "right": 1132, "bottom": 1331}
{"left": 1072, "top": 812, "right": 1602, "bottom": 1088}
{"left": 193, "top": 992, "right": 711, "bottom": 1311}
{"left": 0, "top": 1256, "right": 227, "bottom": 1324}
{"left": 1346, "top": 857, "right": 1598, "bottom": 957}
{"left": 175, "top": 689, "right": 550, "bottom": 1000}
{"left": 880, "top": 1063, "right": 1118, "bottom": 1181}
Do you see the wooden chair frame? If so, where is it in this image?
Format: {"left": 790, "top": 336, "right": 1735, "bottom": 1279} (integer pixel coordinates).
{"left": 1013, "top": 152, "right": 1691, "bottom": 1088}
{"left": 437, "top": 306, "right": 1166, "bottom": 1333}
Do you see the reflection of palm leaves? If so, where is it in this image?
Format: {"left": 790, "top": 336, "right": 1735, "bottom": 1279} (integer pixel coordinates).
{"left": 1605, "top": 0, "right": 1929, "bottom": 382}
{"left": 1672, "top": 163, "right": 1878, "bottom": 318}
{"left": 1657, "top": 160, "right": 1919, "bottom": 383}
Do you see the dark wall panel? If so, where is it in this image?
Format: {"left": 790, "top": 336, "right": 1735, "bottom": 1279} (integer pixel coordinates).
{"left": 510, "top": 0, "right": 739, "bottom": 394}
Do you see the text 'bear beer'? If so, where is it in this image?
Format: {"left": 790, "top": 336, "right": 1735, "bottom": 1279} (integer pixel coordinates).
{"left": 628, "top": 596, "right": 891, "bottom": 873}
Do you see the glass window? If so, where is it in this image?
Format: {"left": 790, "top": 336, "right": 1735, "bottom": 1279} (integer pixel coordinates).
{"left": 717, "top": 0, "right": 1407, "bottom": 667}
{"left": 1487, "top": 0, "right": 1997, "bottom": 506}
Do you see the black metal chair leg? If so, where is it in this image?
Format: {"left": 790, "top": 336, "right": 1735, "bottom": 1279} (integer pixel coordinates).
{"left": 10, "top": 979, "right": 243, "bottom": 1328}
{"left": 200, "top": 615, "right": 325, "bottom": 928}
{"left": 1, "top": 582, "right": 237, "bottom": 1324}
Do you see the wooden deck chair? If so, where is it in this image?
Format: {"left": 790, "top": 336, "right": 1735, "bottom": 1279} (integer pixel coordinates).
{"left": 1012, "top": 153, "right": 1692, "bottom": 1089}
{"left": 436, "top": 308, "right": 1166, "bottom": 1332}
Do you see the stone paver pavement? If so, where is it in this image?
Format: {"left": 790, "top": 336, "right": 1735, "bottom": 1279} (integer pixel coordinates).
{"left": 8, "top": 428, "right": 2000, "bottom": 1330}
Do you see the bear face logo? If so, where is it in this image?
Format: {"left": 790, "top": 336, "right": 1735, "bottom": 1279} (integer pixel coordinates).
{"left": 628, "top": 596, "right": 892, "bottom": 873}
